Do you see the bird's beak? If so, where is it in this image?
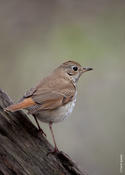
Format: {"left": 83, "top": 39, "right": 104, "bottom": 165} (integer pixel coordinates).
{"left": 82, "top": 67, "right": 93, "bottom": 73}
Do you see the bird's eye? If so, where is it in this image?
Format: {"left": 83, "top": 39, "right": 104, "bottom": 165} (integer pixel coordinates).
{"left": 72, "top": 66, "right": 78, "bottom": 71}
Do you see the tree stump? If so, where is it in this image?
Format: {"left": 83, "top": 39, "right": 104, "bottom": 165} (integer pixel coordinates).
{"left": 0, "top": 89, "right": 87, "bottom": 175}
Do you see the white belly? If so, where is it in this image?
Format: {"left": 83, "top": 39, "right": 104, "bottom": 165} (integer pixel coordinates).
{"left": 36, "top": 98, "right": 76, "bottom": 123}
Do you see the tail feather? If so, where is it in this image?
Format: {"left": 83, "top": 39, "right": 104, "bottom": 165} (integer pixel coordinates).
{"left": 4, "top": 98, "right": 35, "bottom": 112}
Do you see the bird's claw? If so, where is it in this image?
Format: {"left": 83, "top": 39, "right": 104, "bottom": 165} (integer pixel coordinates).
{"left": 38, "top": 128, "right": 46, "bottom": 137}
{"left": 47, "top": 148, "right": 59, "bottom": 156}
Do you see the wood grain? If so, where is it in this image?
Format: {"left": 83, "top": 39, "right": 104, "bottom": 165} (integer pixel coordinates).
{"left": 0, "top": 88, "right": 87, "bottom": 175}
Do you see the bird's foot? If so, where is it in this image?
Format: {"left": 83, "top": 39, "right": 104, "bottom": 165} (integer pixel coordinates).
{"left": 38, "top": 128, "right": 46, "bottom": 137}
{"left": 47, "top": 147, "right": 59, "bottom": 156}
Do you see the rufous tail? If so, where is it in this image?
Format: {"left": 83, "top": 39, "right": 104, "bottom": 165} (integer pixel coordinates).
{"left": 4, "top": 98, "right": 35, "bottom": 112}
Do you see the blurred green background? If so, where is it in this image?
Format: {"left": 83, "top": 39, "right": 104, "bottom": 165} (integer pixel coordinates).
{"left": 0, "top": 1, "right": 125, "bottom": 175}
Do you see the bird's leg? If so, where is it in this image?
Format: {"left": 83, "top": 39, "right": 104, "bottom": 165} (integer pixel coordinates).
{"left": 33, "top": 115, "right": 46, "bottom": 137}
{"left": 48, "top": 122, "right": 59, "bottom": 155}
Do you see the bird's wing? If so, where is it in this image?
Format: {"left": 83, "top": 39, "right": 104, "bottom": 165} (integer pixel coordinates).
{"left": 23, "top": 87, "right": 36, "bottom": 98}
{"left": 5, "top": 73, "right": 76, "bottom": 113}
{"left": 23, "top": 77, "right": 76, "bottom": 112}
{"left": 5, "top": 86, "right": 75, "bottom": 113}
{"left": 30, "top": 88, "right": 75, "bottom": 111}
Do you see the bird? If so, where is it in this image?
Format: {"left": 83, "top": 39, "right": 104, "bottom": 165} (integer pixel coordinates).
{"left": 4, "top": 60, "right": 93, "bottom": 153}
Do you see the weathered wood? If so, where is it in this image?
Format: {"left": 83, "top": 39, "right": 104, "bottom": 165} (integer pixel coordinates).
{"left": 0, "top": 89, "right": 87, "bottom": 175}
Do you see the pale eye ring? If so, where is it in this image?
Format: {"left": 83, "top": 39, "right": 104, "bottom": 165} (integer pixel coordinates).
{"left": 72, "top": 66, "right": 78, "bottom": 71}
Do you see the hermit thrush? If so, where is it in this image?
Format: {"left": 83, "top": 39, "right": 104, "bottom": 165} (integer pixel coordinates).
{"left": 5, "top": 61, "right": 92, "bottom": 153}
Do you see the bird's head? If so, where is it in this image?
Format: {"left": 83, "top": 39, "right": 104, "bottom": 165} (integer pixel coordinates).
{"left": 59, "top": 60, "right": 93, "bottom": 83}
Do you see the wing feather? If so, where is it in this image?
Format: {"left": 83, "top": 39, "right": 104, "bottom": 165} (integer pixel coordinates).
{"left": 22, "top": 76, "right": 76, "bottom": 112}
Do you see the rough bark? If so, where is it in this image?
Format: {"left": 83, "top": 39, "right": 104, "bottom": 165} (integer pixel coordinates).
{"left": 0, "top": 89, "right": 87, "bottom": 175}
